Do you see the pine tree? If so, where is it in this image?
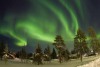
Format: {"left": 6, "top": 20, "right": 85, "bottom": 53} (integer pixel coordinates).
{"left": 20, "top": 46, "right": 27, "bottom": 62}
{"left": 0, "top": 41, "right": 5, "bottom": 60}
{"left": 35, "top": 44, "right": 42, "bottom": 54}
{"left": 4, "top": 44, "right": 8, "bottom": 54}
{"left": 3, "top": 44, "right": 9, "bottom": 64}
{"left": 44, "top": 45, "right": 51, "bottom": 55}
{"left": 53, "top": 35, "right": 69, "bottom": 63}
{"left": 88, "top": 27, "right": 100, "bottom": 53}
{"left": 51, "top": 48, "right": 57, "bottom": 59}
{"left": 20, "top": 48, "right": 27, "bottom": 59}
{"left": 74, "top": 28, "right": 88, "bottom": 62}
{"left": 43, "top": 45, "right": 51, "bottom": 61}
{"left": 34, "top": 43, "right": 42, "bottom": 65}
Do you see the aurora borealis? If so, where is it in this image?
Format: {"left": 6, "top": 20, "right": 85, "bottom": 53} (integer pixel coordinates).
{"left": 0, "top": 0, "right": 100, "bottom": 49}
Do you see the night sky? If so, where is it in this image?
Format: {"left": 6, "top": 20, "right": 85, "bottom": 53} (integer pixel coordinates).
{"left": 0, "top": 0, "right": 100, "bottom": 52}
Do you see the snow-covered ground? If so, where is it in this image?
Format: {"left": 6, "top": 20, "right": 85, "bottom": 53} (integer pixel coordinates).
{"left": 78, "top": 56, "right": 100, "bottom": 67}
{"left": 0, "top": 55, "right": 100, "bottom": 67}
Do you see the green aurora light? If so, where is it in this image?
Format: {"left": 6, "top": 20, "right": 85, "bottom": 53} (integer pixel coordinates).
{"left": 0, "top": 0, "right": 99, "bottom": 46}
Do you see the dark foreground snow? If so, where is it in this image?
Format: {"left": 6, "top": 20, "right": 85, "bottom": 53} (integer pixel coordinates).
{"left": 0, "top": 55, "right": 100, "bottom": 67}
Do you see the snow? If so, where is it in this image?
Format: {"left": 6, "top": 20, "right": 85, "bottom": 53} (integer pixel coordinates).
{"left": 77, "top": 57, "right": 100, "bottom": 67}
{"left": 0, "top": 55, "right": 100, "bottom": 67}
